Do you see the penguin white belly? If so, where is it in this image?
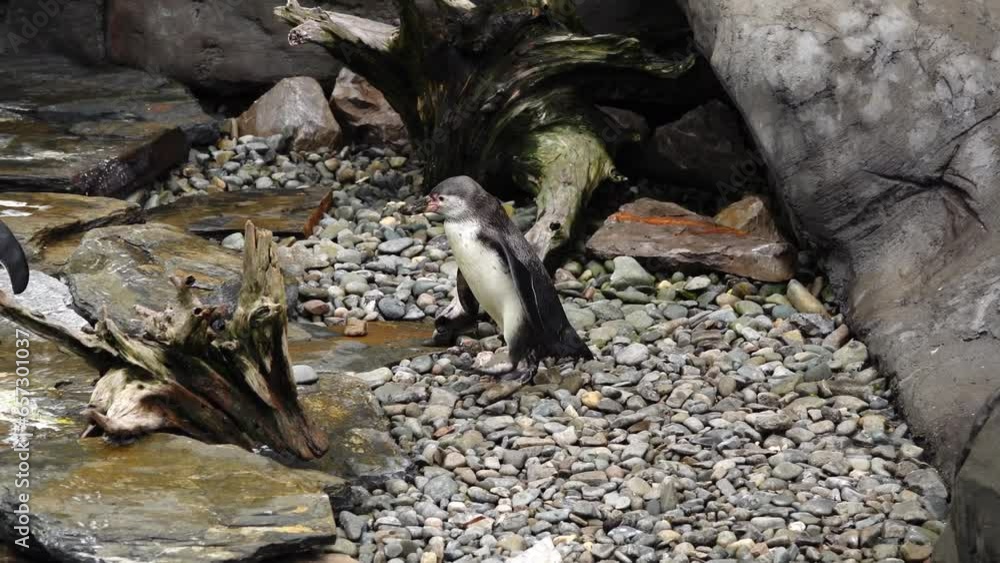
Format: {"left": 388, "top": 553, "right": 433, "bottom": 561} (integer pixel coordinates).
{"left": 445, "top": 221, "right": 524, "bottom": 338}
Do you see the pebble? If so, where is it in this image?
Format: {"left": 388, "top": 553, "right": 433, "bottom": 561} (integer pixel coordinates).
{"left": 345, "top": 318, "right": 368, "bottom": 336}
{"left": 615, "top": 343, "right": 649, "bottom": 366}
{"left": 378, "top": 297, "right": 407, "bottom": 320}
{"left": 786, "top": 279, "right": 827, "bottom": 315}
{"left": 221, "top": 232, "right": 245, "bottom": 251}
{"left": 610, "top": 256, "right": 654, "bottom": 289}
{"left": 292, "top": 364, "right": 318, "bottom": 385}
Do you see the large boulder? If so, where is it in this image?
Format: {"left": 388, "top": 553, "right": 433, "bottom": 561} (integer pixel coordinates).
{"left": 677, "top": 0, "right": 1000, "bottom": 481}
{"left": 675, "top": 1, "right": 1000, "bottom": 554}
{"left": 330, "top": 68, "right": 408, "bottom": 148}
{"left": 238, "top": 77, "right": 343, "bottom": 152}
{"left": 105, "top": 0, "right": 396, "bottom": 95}
{"left": 4, "top": 0, "right": 106, "bottom": 63}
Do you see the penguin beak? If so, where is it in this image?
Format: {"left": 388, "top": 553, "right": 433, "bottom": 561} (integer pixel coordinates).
{"left": 425, "top": 195, "right": 440, "bottom": 214}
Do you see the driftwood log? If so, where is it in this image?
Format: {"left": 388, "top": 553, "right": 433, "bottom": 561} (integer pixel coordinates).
{"left": 0, "top": 222, "right": 328, "bottom": 460}
{"left": 275, "top": 0, "right": 693, "bottom": 259}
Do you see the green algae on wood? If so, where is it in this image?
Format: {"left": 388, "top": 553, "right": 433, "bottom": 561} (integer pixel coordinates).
{"left": 275, "top": 0, "right": 693, "bottom": 259}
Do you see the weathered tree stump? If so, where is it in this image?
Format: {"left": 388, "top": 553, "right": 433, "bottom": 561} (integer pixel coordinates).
{"left": 0, "top": 222, "right": 328, "bottom": 460}
{"left": 275, "top": 0, "right": 693, "bottom": 258}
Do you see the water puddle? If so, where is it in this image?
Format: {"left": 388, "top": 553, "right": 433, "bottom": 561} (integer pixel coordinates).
{"left": 289, "top": 320, "right": 437, "bottom": 374}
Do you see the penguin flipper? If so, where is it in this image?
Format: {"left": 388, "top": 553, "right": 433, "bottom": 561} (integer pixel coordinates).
{"left": 433, "top": 272, "right": 481, "bottom": 345}
{"left": 484, "top": 230, "right": 592, "bottom": 361}
{"left": 0, "top": 220, "right": 29, "bottom": 295}
{"left": 456, "top": 271, "right": 480, "bottom": 316}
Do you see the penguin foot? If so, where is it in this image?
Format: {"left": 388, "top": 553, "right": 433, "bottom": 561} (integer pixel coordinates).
{"left": 501, "top": 362, "right": 538, "bottom": 384}
{"left": 433, "top": 299, "right": 479, "bottom": 345}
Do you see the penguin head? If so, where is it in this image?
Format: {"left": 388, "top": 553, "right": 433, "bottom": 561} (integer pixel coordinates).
{"left": 426, "top": 176, "right": 486, "bottom": 220}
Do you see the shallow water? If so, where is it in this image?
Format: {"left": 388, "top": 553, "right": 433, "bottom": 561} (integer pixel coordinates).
{"left": 0, "top": 318, "right": 96, "bottom": 447}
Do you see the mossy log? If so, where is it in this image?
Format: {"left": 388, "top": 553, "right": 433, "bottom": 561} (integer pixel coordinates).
{"left": 276, "top": 0, "right": 693, "bottom": 258}
{"left": 0, "top": 222, "right": 328, "bottom": 460}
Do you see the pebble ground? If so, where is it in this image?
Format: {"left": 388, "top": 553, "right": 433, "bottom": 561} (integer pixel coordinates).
{"left": 169, "top": 138, "right": 948, "bottom": 563}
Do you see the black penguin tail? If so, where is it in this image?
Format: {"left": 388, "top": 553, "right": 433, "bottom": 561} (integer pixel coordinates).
{"left": 552, "top": 325, "right": 594, "bottom": 361}
{"left": 0, "top": 220, "right": 29, "bottom": 294}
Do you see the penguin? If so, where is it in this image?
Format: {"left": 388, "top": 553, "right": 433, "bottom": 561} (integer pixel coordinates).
{"left": 0, "top": 219, "right": 28, "bottom": 294}
{"left": 425, "top": 176, "right": 592, "bottom": 381}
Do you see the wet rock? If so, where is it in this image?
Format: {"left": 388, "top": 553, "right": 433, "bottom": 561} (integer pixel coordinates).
{"left": 63, "top": 223, "right": 244, "bottom": 336}
{"left": 345, "top": 318, "right": 369, "bottom": 337}
{"left": 238, "top": 77, "right": 342, "bottom": 151}
{"left": 0, "top": 434, "right": 341, "bottom": 562}
{"left": 0, "top": 271, "right": 89, "bottom": 335}
{"left": 0, "top": 54, "right": 213, "bottom": 197}
{"left": 149, "top": 186, "right": 335, "bottom": 238}
{"left": 330, "top": 68, "right": 408, "bottom": 148}
{"left": 588, "top": 199, "right": 795, "bottom": 282}
{"left": 0, "top": 192, "right": 141, "bottom": 272}
{"left": 299, "top": 375, "right": 409, "bottom": 483}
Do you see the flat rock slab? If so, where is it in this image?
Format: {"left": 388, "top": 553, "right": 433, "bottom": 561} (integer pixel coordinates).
{"left": 0, "top": 434, "right": 341, "bottom": 562}
{"left": 63, "top": 223, "right": 244, "bottom": 335}
{"left": 0, "top": 54, "right": 215, "bottom": 196}
{"left": 149, "top": 186, "right": 331, "bottom": 237}
{"left": 0, "top": 192, "right": 141, "bottom": 272}
{"left": 587, "top": 198, "right": 796, "bottom": 282}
